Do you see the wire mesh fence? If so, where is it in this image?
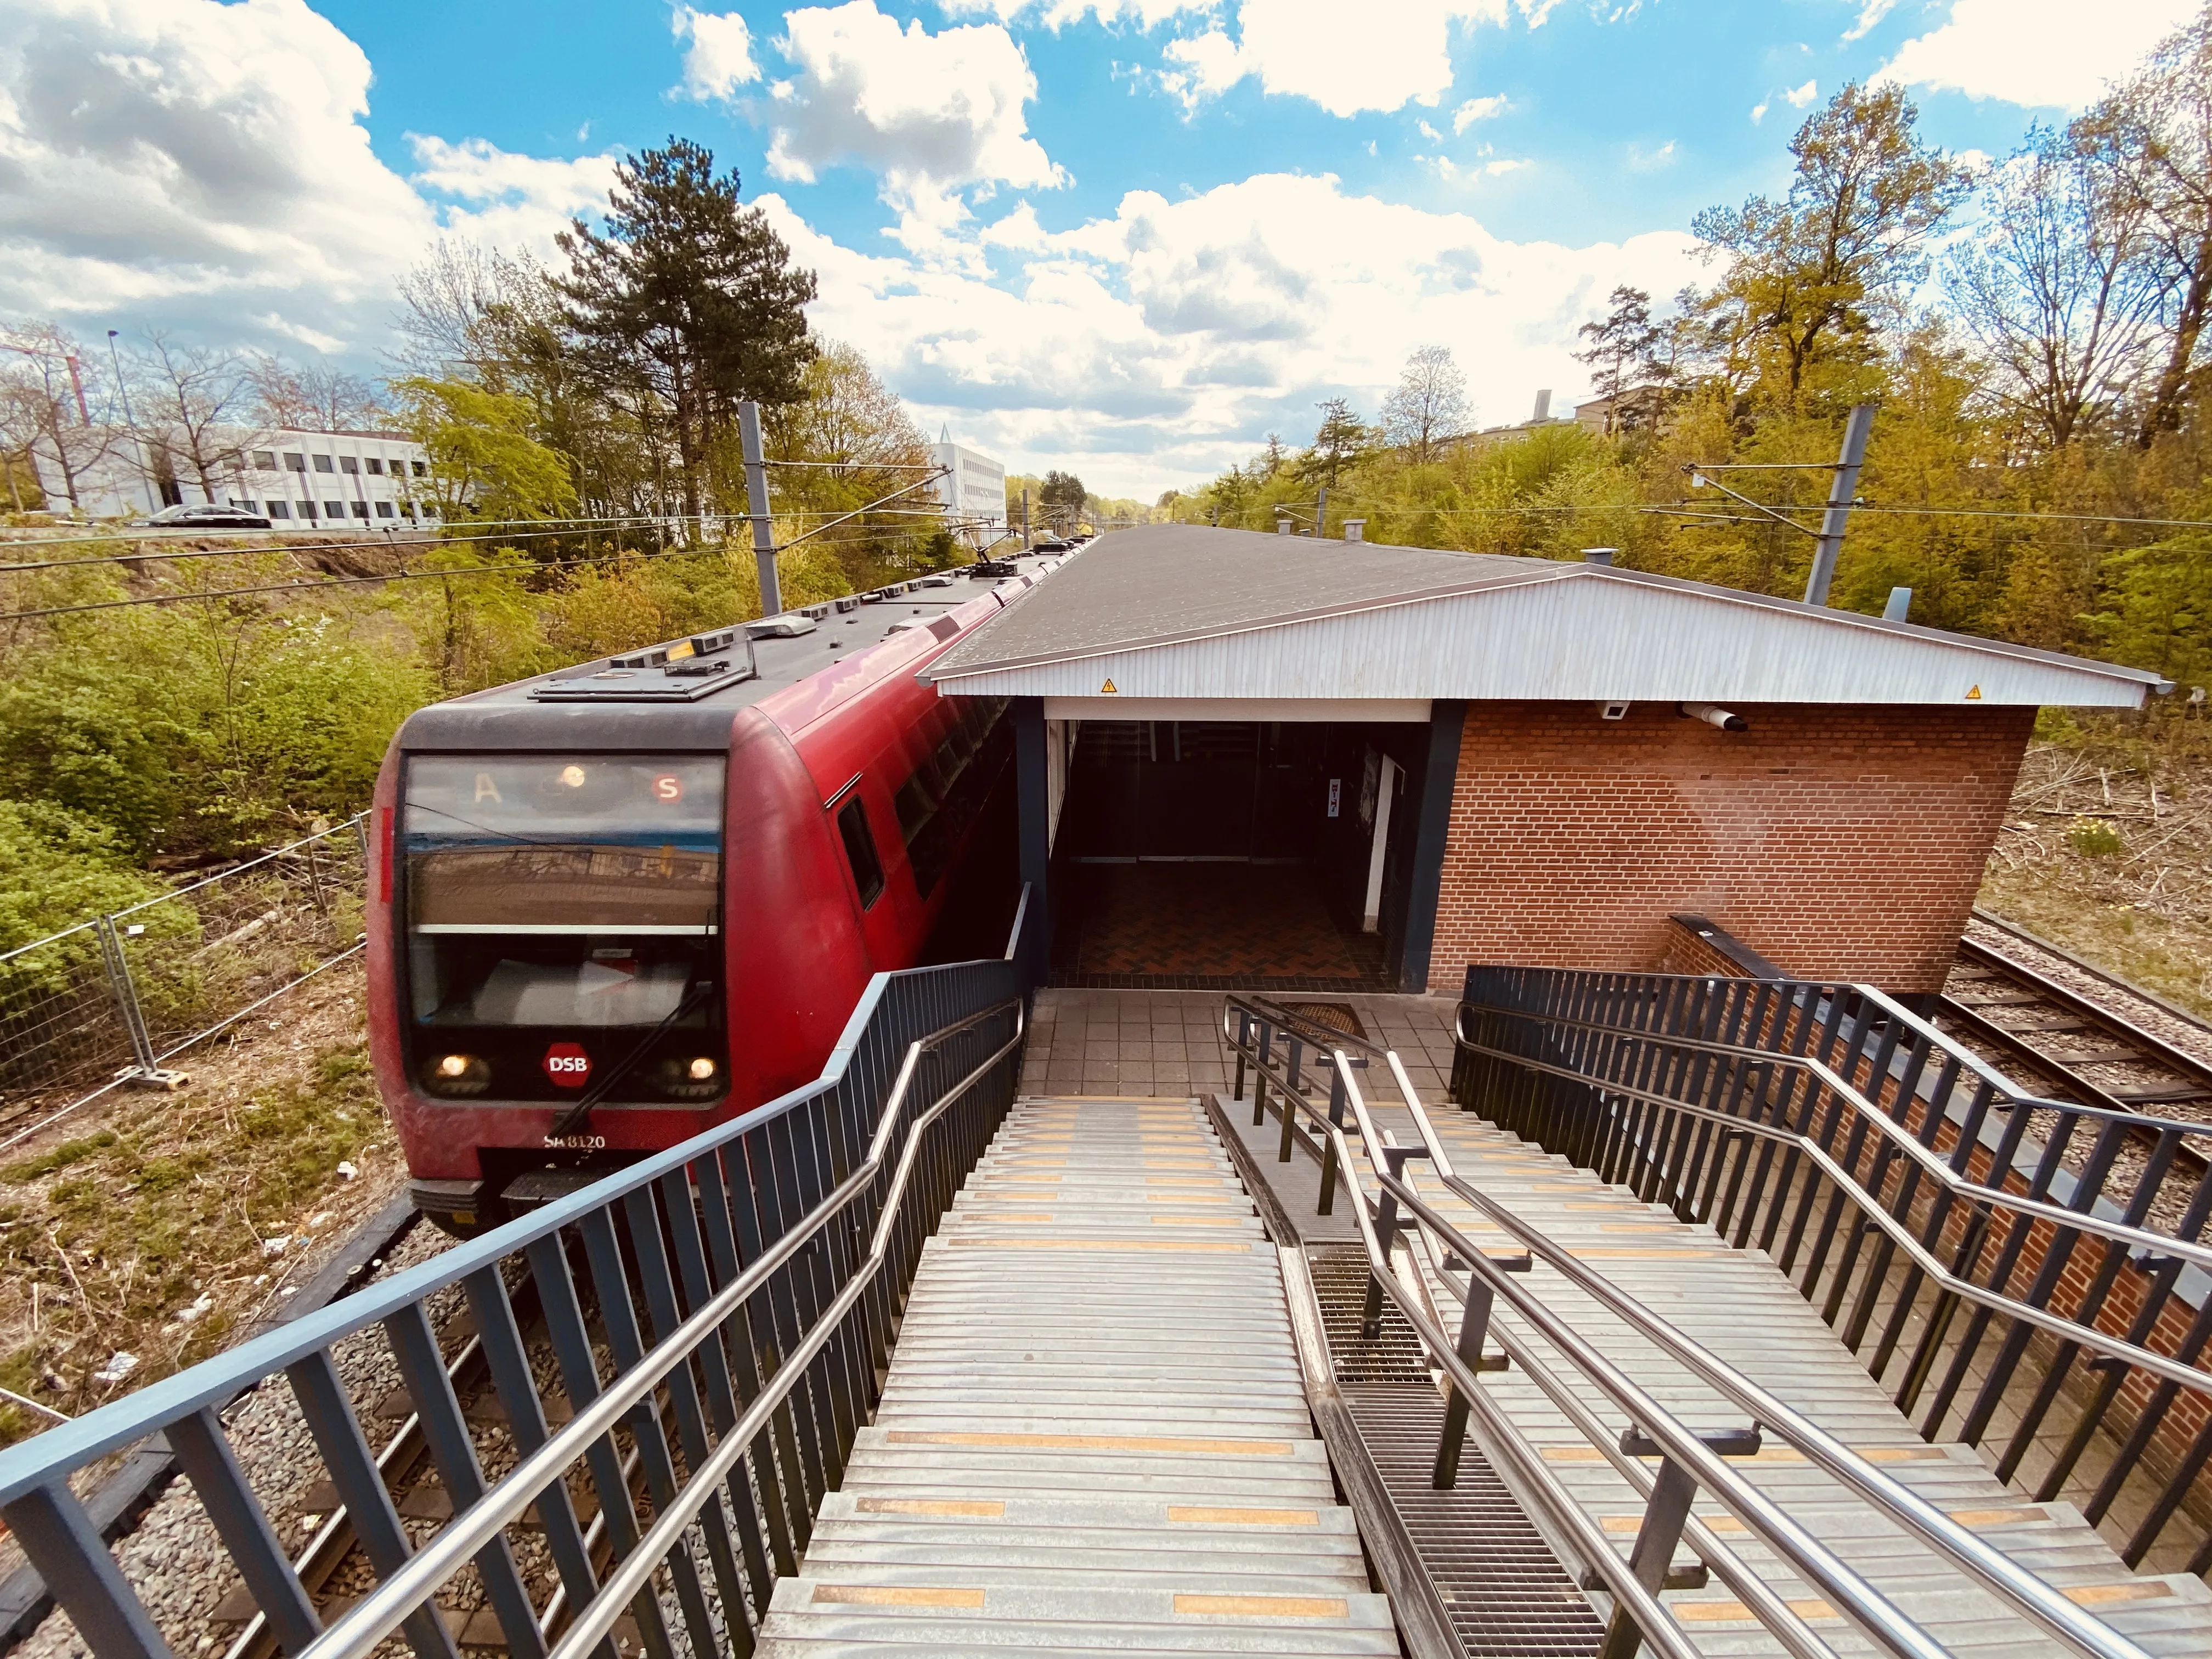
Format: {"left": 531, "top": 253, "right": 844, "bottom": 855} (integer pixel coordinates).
{"left": 0, "top": 815, "right": 370, "bottom": 1150}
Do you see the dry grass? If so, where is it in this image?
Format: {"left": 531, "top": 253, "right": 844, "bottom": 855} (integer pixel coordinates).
{"left": 1978, "top": 732, "right": 2212, "bottom": 1020}
{"left": 0, "top": 964, "right": 405, "bottom": 1446}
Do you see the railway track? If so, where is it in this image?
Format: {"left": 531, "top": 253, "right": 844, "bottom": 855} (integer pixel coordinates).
{"left": 1934, "top": 921, "right": 2212, "bottom": 1128}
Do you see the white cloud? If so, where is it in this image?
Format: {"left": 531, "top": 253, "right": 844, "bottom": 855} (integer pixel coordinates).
{"left": 1452, "top": 94, "right": 1509, "bottom": 132}
{"left": 1161, "top": 0, "right": 1556, "bottom": 119}
{"left": 1878, "top": 0, "right": 2197, "bottom": 110}
{"left": 760, "top": 171, "right": 1701, "bottom": 492}
{"left": 674, "top": 7, "right": 761, "bottom": 100}
{"left": 0, "top": 0, "right": 608, "bottom": 354}
{"left": 1418, "top": 119, "right": 1444, "bottom": 140}
{"left": 1842, "top": 0, "right": 1897, "bottom": 42}
{"left": 1626, "top": 139, "right": 1675, "bottom": 171}
{"left": 1783, "top": 77, "right": 1818, "bottom": 108}
{"left": 1483, "top": 156, "right": 1526, "bottom": 175}
{"left": 1750, "top": 99, "right": 1769, "bottom": 123}
{"left": 765, "top": 1, "right": 1065, "bottom": 252}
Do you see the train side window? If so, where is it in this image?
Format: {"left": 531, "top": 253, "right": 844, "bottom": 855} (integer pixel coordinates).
{"left": 837, "top": 798, "right": 885, "bottom": 909}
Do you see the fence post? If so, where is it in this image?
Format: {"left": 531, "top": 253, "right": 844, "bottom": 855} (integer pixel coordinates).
{"left": 95, "top": 914, "right": 159, "bottom": 1077}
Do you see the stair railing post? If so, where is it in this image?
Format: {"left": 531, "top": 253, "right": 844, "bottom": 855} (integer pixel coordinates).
{"left": 1432, "top": 1274, "right": 1500, "bottom": 1488}
{"left": 1278, "top": 1035, "right": 1302, "bottom": 1162}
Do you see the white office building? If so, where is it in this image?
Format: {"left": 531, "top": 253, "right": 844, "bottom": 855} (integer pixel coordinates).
{"left": 30, "top": 426, "right": 436, "bottom": 525}
{"left": 929, "top": 440, "right": 1007, "bottom": 548}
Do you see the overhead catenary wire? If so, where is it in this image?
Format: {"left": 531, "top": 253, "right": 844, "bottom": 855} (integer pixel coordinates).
{"left": 0, "top": 512, "right": 991, "bottom": 624}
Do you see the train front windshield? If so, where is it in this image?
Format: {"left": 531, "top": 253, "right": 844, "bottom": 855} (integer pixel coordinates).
{"left": 400, "top": 755, "right": 729, "bottom": 1105}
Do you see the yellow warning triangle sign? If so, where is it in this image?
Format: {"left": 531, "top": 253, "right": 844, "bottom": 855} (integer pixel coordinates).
{"left": 1101, "top": 678, "right": 1118, "bottom": 694}
{"left": 1965, "top": 684, "right": 1982, "bottom": 700}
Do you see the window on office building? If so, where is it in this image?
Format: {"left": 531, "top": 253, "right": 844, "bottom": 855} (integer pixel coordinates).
{"left": 340, "top": 456, "right": 359, "bottom": 475}
{"left": 324, "top": 500, "right": 345, "bottom": 519}
{"left": 300, "top": 500, "right": 318, "bottom": 518}
{"left": 411, "top": 460, "right": 428, "bottom": 476}
{"left": 253, "top": 450, "right": 276, "bottom": 470}
{"left": 313, "top": 455, "right": 335, "bottom": 473}
{"left": 365, "top": 458, "right": 385, "bottom": 475}
{"left": 351, "top": 501, "right": 369, "bottom": 517}
{"left": 285, "top": 453, "right": 307, "bottom": 472}
{"left": 267, "top": 501, "right": 291, "bottom": 519}
{"left": 233, "top": 499, "right": 257, "bottom": 512}
{"left": 375, "top": 501, "right": 395, "bottom": 518}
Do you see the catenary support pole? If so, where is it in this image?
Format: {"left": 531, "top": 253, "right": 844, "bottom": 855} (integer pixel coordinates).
{"left": 737, "top": 400, "right": 781, "bottom": 617}
{"left": 1803, "top": 402, "right": 1876, "bottom": 606}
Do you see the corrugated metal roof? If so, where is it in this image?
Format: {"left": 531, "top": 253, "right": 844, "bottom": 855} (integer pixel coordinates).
{"left": 924, "top": 524, "right": 2163, "bottom": 708}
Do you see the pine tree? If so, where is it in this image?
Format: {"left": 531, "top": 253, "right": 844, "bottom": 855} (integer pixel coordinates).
{"left": 558, "top": 138, "right": 817, "bottom": 517}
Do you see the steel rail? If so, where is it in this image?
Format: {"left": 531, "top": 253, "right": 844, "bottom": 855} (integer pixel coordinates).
{"left": 1221, "top": 1003, "right": 1936, "bottom": 1659}
{"left": 1448, "top": 1027, "right": 2212, "bottom": 1396}
{"left": 1944, "top": 938, "right": 2212, "bottom": 1110}
{"left": 295, "top": 996, "right": 1024, "bottom": 1659}
{"left": 1228, "top": 997, "right": 2157, "bottom": 1659}
{"left": 1452, "top": 1000, "right": 2212, "bottom": 1275}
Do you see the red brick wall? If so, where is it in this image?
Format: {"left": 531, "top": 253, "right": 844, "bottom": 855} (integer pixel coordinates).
{"left": 1432, "top": 701, "right": 2036, "bottom": 993}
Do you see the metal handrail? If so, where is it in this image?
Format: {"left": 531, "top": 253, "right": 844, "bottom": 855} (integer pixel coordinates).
{"left": 304, "top": 997, "right": 1025, "bottom": 1658}
{"left": 0, "top": 887, "right": 1036, "bottom": 1659}
{"left": 1451, "top": 1002, "right": 2212, "bottom": 1274}
{"left": 1449, "top": 1026, "right": 2212, "bottom": 1395}
{"left": 1223, "top": 995, "right": 2153, "bottom": 1659}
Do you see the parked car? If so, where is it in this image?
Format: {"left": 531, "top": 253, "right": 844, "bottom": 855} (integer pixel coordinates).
{"left": 137, "top": 504, "right": 274, "bottom": 529}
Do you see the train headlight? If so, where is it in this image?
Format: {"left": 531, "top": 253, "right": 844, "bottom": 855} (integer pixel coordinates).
{"left": 558, "top": 764, "right": 587, "bottom": 788}
{"left": 424, "top": 1053, "right": 490, "bottom": 1096}
{"left": 653, "top": 1054, "right": 726, "bottom": 1101}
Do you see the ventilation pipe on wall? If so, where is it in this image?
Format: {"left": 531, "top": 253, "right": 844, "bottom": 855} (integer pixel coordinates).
{"left": 1680, "top": 702, "right": 1749, "bottom": 731}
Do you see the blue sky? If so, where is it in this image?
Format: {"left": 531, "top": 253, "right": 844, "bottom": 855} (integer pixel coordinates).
{"left": 0, "top": 0, "right": 2197, "bottom": 494}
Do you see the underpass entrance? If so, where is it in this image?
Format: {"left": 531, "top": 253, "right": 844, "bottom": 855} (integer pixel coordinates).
{"left": 1050, "top": 717, "right": 1432, "bottom": 989}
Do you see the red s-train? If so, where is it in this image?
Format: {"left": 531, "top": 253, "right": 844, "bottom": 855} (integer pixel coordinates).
{"left": 364, "top": 552, "right": 1066, "bottom": 1236}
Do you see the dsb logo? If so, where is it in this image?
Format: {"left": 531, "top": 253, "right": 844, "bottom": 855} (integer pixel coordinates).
{"left": 542, "top": 1042, "right": 591, "bottom": 1087}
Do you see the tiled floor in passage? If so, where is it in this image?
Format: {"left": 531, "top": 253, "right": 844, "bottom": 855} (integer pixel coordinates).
{"left": 1052, "top": 864, "right": 1391, "bottom": 989}
{"left": 1019, "top": 987, "right": 1462, "bottom": 1102}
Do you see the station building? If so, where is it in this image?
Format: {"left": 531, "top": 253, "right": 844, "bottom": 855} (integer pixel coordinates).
{"left": 923, "top": 524, "right": 2164, "bottom": 996}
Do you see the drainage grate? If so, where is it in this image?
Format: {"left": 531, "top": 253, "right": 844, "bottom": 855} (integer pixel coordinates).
{"left": 1341, "top": 1383, "right": 1605, "bottom": 1659}
{"left": 1278, "top": 1001, "right": 1369, "bottom": 1041}
{"left": 1307, "top": 1246, "right": 1434, "bottom": 1384}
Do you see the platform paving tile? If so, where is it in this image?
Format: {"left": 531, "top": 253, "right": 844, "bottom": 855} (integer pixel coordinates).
{"left": 1378, "top": 1099, "right": 2212, "bottom": 1659}
{"left": 757, "top": 1095, "right": 1396, "bottom": 1658}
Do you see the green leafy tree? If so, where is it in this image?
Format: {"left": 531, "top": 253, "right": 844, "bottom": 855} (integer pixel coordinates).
{"left": 1694, "top": 83, "right": 1972, "bottom": 407}
{"left": 393, "top": 377, "right": 578, "bottom": 523}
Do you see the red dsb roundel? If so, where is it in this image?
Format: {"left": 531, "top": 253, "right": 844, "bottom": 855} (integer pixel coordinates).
{"left": 651, "top": 773, "right": 684, "bottom": 803}
{"left": 543, "top": 1042, "right": 591, "bottom": 1088}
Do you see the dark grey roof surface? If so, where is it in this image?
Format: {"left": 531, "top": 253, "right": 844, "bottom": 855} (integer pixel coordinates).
{"left": 929, "top": 524, "right": 1549, "bottom": 675}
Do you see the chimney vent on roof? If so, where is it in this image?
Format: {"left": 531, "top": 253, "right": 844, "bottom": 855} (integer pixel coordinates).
{"left": 1883, "top": 586, "right": 1912, "bottom": 622}
{"left": 1582, "top": 547, "right": 1615, "bottom": 566}
{"left": 1532, "top": 389, "right": 1551, "bottom": 422}
{"left": 1343, "top": 518, "right": 1365, "bottom": 543}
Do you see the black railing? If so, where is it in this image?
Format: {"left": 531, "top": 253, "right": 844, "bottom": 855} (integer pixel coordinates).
{"left": 1453, "top": 963, "right": 2212, "bottom": 1572}
{"left": 0, "top": 896, "right": 1033, "bottom": 1659}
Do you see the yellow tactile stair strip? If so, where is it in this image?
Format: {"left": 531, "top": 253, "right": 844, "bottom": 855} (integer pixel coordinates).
{"left": 1387, "top": 1103, "right": 2212, "bottom": 1656}
{"left": 752, "top": 1095, "right": 1399, "bottom": 1656}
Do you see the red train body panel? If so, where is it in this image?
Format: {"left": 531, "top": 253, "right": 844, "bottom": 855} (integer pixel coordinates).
{"left": 364, "top": 557, "right": 1064, "bottom": 1233}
